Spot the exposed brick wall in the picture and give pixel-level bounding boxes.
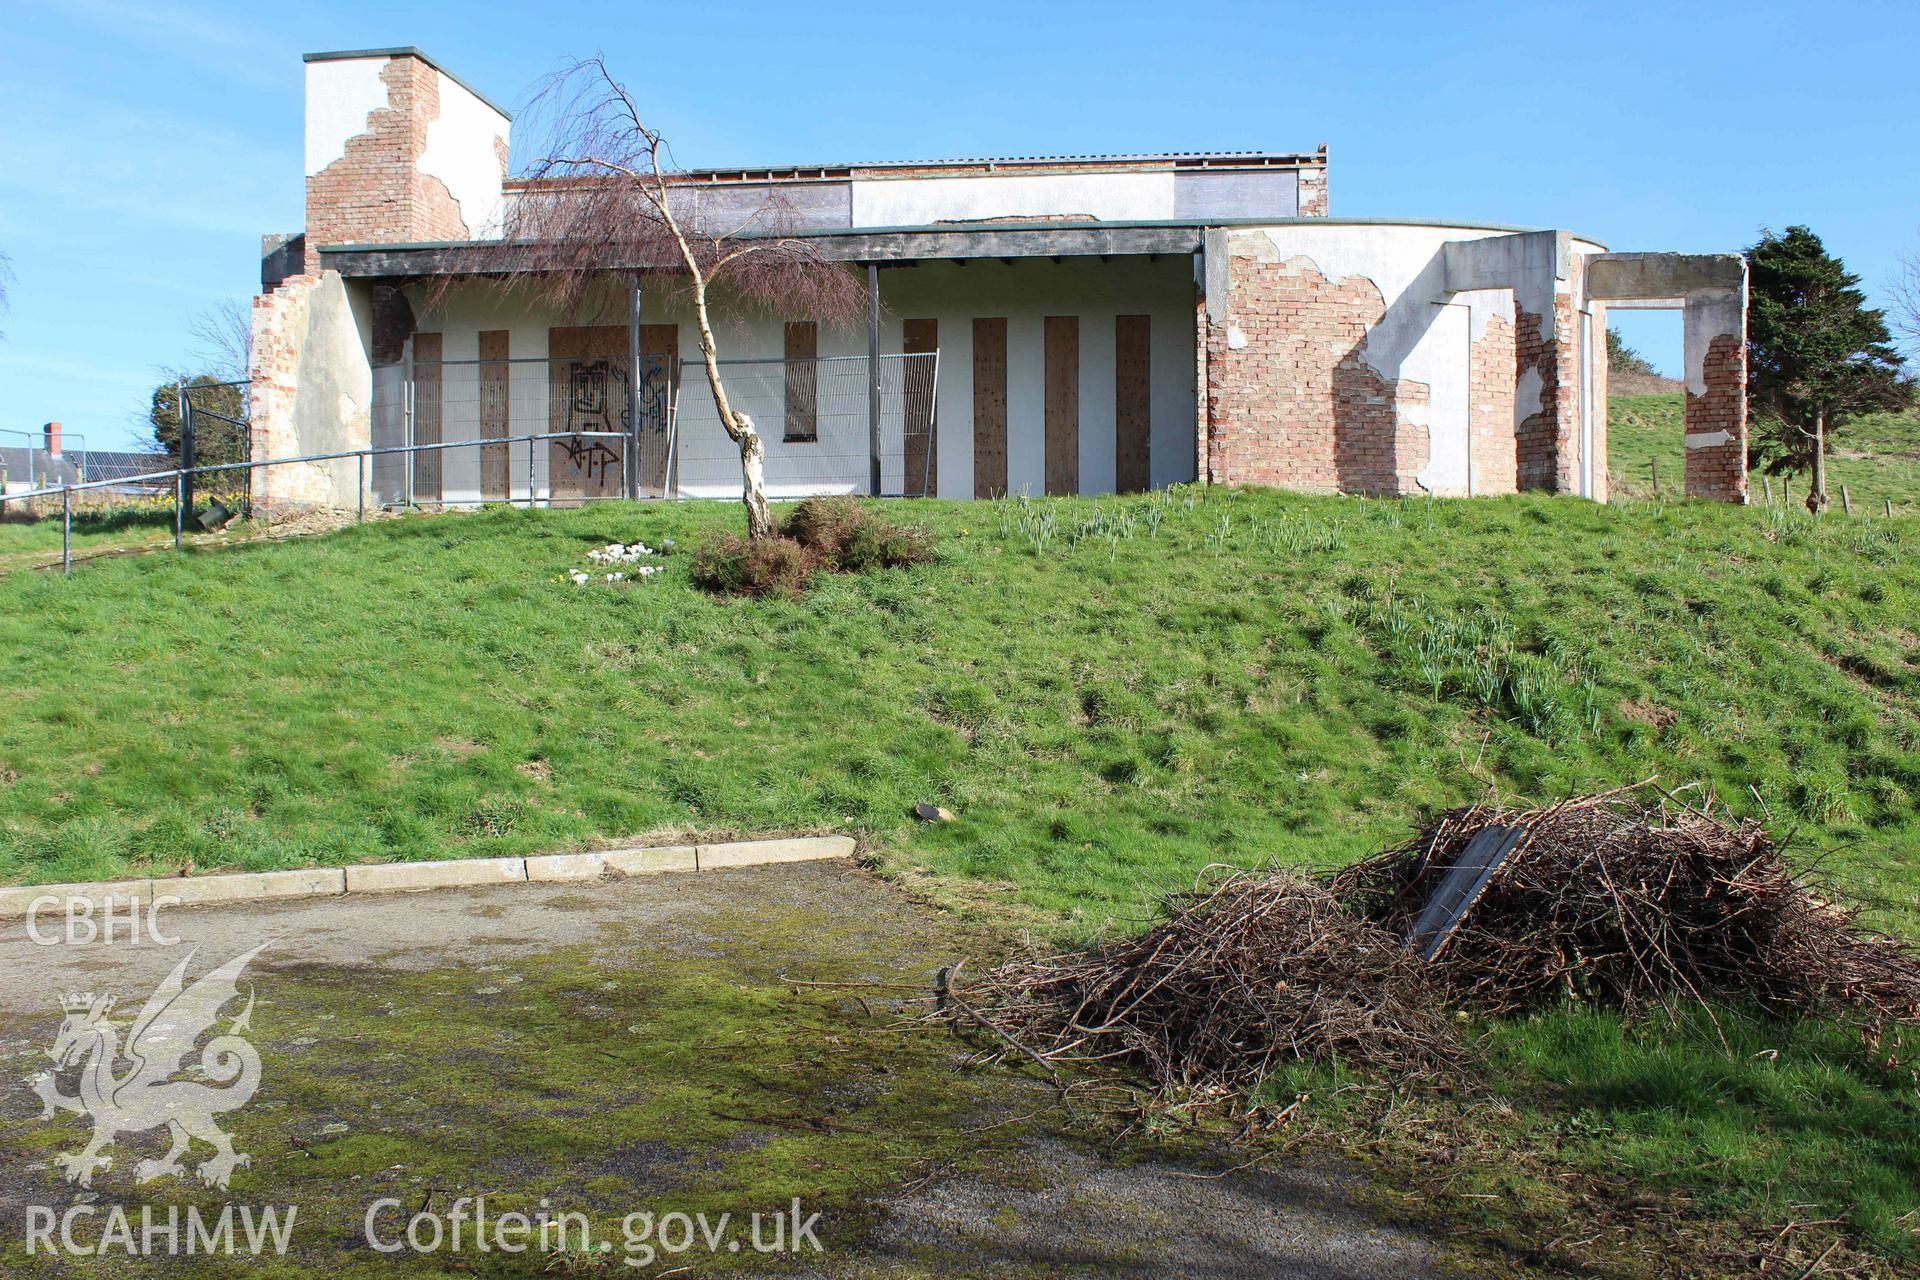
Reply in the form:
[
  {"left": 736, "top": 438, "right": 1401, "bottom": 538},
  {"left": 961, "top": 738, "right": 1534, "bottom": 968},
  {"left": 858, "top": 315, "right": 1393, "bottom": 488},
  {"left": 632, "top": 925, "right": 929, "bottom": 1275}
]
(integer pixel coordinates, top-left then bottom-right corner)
[
  {"left": 1513, "top": 295, "right": 1580, "bottom": 492},
  {"left": 304, "top": 57, "right": 470, "bottom": 272},
  {"left": 1685, "top": 333, "right": 1747, "bottom": 501},
  {"left": 250, "top": 275, "right": 331, "bottom": 509},
  {"left": 1205, "top": 253, "right": 1429, "bottom": 495},
  {"left": 1297, "top": 166, "right": 1328, "bottom": 217},
  {"left": 1468, "top": 311, "right": 1517, "bottom": 493},
  {"left": 250, "top": 272, "right": 373, "bottom": 512},
  {"left": 369, "top": 285, "right": 418, "bottom": 366}
]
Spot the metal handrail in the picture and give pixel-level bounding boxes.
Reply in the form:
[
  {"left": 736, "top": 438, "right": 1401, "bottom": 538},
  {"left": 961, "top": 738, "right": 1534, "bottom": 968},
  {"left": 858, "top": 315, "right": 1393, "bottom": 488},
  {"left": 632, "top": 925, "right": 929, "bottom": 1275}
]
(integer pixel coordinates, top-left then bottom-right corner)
[
  {"left": 3, "top": 429, "right": 633, "bottom": 576},
  {"left": 1, "top": 430, "right": 626, "bottom": 505}
]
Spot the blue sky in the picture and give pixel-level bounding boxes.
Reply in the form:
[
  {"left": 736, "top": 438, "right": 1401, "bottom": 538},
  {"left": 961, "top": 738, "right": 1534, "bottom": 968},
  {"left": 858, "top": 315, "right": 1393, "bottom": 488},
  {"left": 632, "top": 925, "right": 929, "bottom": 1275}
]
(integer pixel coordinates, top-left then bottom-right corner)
[{"left": 2, "top": 0, "right": 1916, "bottom": 451}]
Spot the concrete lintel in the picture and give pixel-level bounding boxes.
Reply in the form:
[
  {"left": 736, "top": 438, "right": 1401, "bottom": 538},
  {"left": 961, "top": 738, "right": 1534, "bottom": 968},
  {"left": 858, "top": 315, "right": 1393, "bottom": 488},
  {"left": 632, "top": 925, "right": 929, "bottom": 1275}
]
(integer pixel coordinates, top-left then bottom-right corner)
[
  {"left": 1604, "top": 296, "right": 1685, "bottom": 311},
  {"left": 1586, "top": 252, "right": 1745, "bottom": 301},
  {"left": 1440, "top": 229, "right": 1569, "bottom": 295}
]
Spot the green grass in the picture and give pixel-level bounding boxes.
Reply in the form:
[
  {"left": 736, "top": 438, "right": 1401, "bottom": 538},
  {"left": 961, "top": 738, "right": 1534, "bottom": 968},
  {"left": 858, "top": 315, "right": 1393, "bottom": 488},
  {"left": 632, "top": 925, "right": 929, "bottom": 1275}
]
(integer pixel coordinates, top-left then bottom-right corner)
[
  {"left": 5, "top": 480, "right": 1917, "bottom": 936},
  {"left": 1263, "top": 1004, "right": 1920, "bottom": 1268},
  {"left": 1610, "top": 391, "right": 1920, "bottom": 511},
  {"left": 3, "top": 450, "right": 1919, "bottom": 1268},
  {"left": 0, "top": 507, "right": 184, "bottom": 571}
]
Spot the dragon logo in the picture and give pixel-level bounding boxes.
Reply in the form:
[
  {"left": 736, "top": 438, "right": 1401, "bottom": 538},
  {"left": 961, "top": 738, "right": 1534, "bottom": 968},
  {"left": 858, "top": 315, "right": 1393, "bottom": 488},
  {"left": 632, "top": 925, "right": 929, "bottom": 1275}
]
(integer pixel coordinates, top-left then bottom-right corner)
[{"left": 32, "top": 943, "right": 267, "bottom": 1189}]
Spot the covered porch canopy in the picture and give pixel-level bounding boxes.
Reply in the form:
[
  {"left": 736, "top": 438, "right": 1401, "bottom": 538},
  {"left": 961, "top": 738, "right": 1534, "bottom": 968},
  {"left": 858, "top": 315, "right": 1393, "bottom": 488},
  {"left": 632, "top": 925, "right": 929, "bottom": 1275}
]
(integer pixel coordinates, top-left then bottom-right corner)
[{"left": 320, "top": 219, "right": 1222, "bottom": 503}]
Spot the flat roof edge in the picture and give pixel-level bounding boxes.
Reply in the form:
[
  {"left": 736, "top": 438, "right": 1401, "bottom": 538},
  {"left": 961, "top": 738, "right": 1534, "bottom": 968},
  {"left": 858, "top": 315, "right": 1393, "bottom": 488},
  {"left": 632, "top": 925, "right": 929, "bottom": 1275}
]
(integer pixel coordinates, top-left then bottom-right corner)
[
  {"left": 303, "top": 48, "right": 512, "bottom": 121},
  {"left": 318, "top": 216, "right": 1606, "bottom": 255}
]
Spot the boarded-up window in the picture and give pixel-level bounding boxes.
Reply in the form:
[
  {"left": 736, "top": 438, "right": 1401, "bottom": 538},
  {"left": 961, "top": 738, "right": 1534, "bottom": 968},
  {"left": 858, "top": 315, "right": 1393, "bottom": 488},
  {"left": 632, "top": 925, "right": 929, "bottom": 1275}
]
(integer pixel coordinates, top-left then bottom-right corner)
[
  {"left": 1044, "top": 316, "right": 1078, "bottom": 496},
  {"left": 973, "top": 318, "right": 1007, "bottom": 498},
  {"left": 479, "top": 330, "right": 510, "bottom": 500},
  {"left": 784, "top": 321, "right": 817, "bottom": 442},
  {"left": 547, "top": 326, "right": 629, "bottom": 504},
  {"left": 411, "top": 332, "right": 442, "bottom": 504},
  {"left": 1115, "top": 315, "right": 1151, "bottom": 493}
]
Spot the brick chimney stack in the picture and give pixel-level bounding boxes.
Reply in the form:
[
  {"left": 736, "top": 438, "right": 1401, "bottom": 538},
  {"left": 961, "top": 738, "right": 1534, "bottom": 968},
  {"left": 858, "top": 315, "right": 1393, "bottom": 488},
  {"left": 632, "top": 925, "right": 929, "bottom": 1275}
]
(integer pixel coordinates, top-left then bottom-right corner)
[{"left": 43, "top": 422, "right": 62, "bottom": 457}]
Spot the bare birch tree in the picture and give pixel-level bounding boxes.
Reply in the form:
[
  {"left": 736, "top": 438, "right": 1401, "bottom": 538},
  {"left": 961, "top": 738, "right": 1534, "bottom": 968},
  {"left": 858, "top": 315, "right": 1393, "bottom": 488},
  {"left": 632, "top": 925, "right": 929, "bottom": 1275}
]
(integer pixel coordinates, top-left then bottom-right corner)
[
  {"left": 447, "top": 58, "right": 864, "bottom": 539},
  {"left": 189, "top": 298, "right": 256, "bottom": 402},
  {"left": 1893, "top": 246, "right": 1920, "bottom": 360}
]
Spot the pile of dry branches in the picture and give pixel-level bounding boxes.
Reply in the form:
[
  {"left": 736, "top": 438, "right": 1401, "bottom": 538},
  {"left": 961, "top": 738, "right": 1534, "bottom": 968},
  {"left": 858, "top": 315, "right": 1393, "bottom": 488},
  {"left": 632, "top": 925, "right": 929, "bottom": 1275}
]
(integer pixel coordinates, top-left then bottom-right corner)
[
  {"left": 944, "top": 786, "right": 1920, "bottom": 1101},
  {"left": 1331, "top": 786, "right": 1920, "bottom": 1024},
  {"left": 942, "top": 871, "right": 1464, "bottom": 1096}
]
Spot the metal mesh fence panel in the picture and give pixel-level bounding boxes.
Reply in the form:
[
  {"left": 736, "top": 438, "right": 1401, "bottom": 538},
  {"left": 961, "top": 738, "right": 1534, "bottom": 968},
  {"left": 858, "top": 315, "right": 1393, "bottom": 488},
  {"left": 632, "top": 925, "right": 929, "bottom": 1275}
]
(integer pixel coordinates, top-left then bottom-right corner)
[
  {"left": 670, "top": 352, "right": 938, "bottom": 499},
  {"left": 388, "top": 351, "right": 938, "bottom": 506},
  {"left": 385, "top": 354, "right": 669, "bottom": 507}
]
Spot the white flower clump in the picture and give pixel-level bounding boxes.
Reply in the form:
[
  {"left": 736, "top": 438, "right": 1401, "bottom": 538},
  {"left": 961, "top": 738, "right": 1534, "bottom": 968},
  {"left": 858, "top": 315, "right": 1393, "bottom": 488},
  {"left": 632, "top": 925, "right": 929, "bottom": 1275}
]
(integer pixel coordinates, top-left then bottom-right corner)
[
  {"left": 570, "top": 540, "right": 668, "bottom": 585},
  {"left": 587, "top": 542, "right": 656, "bottom": 565}
]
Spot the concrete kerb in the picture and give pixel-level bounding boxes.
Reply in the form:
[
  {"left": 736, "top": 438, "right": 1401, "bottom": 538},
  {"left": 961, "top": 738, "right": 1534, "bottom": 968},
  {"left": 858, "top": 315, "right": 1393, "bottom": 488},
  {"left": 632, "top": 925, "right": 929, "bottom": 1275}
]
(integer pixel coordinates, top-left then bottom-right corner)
[
  {"left": 0, "top": 837, "right": 854, "bottom": 918},
  {"left": 697, "top": 836, "right": 857, "bottom": 870}
]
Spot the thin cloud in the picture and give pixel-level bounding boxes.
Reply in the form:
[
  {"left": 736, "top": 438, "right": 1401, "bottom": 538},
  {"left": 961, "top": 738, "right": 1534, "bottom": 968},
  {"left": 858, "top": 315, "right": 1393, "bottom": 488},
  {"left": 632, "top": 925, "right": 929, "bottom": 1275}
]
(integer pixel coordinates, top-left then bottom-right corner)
[
  {"left": 56, "top": 0, "right": 296, "bottom": 91},
  {"left": 0, "top": 94, "right": 298, "bottom": 238}
]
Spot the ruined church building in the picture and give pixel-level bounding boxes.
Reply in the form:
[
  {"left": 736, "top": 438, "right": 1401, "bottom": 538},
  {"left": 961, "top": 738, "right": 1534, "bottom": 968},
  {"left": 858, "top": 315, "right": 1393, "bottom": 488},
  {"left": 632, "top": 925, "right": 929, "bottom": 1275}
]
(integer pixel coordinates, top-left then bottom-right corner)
[{"left": 252, "top": 47, "right": 1750, "bottom": 511}]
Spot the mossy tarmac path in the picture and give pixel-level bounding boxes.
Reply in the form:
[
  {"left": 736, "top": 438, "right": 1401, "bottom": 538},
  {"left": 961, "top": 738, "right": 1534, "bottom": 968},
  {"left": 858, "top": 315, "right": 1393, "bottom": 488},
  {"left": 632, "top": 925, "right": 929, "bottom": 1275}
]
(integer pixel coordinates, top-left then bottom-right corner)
[{"left": 0, "top": 861, "right": 1443, "bottom": 1278}]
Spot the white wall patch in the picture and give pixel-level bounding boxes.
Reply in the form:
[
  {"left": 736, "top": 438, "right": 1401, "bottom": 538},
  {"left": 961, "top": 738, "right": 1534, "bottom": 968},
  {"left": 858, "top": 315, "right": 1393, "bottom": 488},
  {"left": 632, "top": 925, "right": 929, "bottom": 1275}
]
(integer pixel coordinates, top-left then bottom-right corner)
[
  {"left": 419, "top": 70, "right": 511, "bottom": 237},
  {"left": 305, "top": 57, "right": 390, "bottom": 177}
]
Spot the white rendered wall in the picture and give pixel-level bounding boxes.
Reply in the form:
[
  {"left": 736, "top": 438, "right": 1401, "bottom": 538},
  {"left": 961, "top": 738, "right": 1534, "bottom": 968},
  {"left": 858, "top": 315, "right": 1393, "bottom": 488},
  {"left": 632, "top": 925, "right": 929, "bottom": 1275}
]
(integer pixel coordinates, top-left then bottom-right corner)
[
  {"left": 403, "top": 255, "right": 1198, "bottom": 505},
  {"left": 852, "top": 173, "right": 1178, "bottom": 227},
  {"left": 304, "top": 58, "right": 389, "bottom": 176},
  {"left": 418, "top": 70, "right": 511, "bottom": 237}
]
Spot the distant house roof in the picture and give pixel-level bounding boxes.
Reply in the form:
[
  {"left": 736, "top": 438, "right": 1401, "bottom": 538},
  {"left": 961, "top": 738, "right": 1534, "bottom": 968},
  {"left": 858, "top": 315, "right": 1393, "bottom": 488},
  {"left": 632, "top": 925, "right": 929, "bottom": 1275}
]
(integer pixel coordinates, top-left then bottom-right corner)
[
  {"left": 76, "top": 450, "right": 172, "bottom": 481},
  {"left": 0, "top": 448, "right": 171, "bottom": 490},
  {"left": 0, "top": 447, "right": 74, "bottom": 485}
]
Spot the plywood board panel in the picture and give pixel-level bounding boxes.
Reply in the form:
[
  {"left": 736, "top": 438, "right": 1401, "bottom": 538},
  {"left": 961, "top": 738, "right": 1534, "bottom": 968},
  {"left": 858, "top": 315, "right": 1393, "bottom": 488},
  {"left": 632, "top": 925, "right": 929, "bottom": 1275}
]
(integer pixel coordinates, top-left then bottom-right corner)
[
  {"left": 478, "top": 329, "right": 510, "bottom": 500},
  {"left": 1044, "top": 315, "right": 1079, "bottom": 495},
  {"left": 412, "top": 332, "right": 442, "bottom": 504},
  {"left": 1115, "top": 314, "right": 1151, "bottom": 493},
  {"left": 972, "top": 318, "right": 1007, "bottom": 499},
  {"left": 902, "top": 318, "right": 938, "bottom": 497},
  {"left": 547, "top": 325, "right": 628, "bottom": 503}
]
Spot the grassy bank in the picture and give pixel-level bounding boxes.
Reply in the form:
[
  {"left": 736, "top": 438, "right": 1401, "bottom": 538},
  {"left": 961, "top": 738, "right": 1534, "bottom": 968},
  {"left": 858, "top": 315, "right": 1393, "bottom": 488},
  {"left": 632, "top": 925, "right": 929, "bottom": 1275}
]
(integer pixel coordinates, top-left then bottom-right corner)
[
  {"left": 4, "top": 485, "right": 1918, "bottom": 931},
  {"left": 1610, "top": 391, "right": 1920, "bottom": 510},
  {"left": 0, "top": 506, "right": 185, "bottom": 572}
]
